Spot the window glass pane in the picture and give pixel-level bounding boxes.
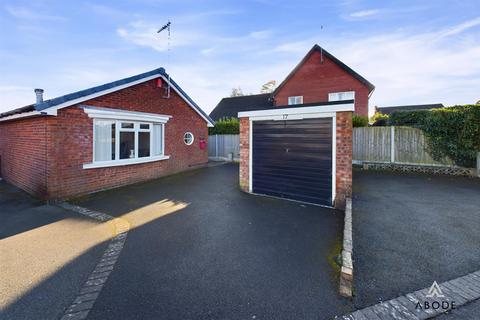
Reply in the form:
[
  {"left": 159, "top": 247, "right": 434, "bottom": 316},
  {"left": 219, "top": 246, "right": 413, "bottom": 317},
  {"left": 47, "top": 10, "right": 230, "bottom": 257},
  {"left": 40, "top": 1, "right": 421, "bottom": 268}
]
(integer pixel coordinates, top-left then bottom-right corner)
[
  {"left": 184, "top": 132, "right": 194, "bottom": 145},
  {"left": 140, "top": 123, "right": 150, "bottom": 130},
  {"left": 152, "top": 124, "right": 163, "bottom": 156},
  {"left": 94, "top": 120, "right": 115, "bottom": 161},
  {"left": 121, "top": 122, "right": 134, "bottom": 129},
  {"left": 138, "top": 132, "right": 150, "bottom": 157},
  {"left": 120, "top": 132, "right": 135, "bottom": 159}
]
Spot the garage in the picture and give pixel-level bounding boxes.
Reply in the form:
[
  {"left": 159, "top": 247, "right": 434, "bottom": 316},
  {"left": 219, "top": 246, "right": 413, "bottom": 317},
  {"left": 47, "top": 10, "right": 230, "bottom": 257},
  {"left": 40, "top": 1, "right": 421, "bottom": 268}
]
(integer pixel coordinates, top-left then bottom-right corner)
[
  {"left": 252, "top": 118, "right": 333, "bottom": 206},
  {"left": 238, "top": 102, "right": 354, "bottom": 209}
]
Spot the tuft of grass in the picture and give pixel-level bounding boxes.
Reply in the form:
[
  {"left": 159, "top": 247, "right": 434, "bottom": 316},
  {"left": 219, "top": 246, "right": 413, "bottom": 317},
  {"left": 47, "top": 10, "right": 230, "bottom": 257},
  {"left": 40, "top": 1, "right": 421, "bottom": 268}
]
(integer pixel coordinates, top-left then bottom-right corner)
[{"left": 327, "top": 237, "right": 343, "bottom": 276}]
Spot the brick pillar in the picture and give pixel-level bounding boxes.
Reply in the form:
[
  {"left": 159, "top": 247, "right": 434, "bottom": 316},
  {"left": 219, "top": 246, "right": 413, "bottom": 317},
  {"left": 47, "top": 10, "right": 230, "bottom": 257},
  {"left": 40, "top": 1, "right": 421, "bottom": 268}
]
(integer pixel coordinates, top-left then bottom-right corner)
[
  {"left": 335, "top": 111, "right": 353, "bottom": 209},
  {"left": 239, "top": 117, "right": 250, "bottom": 192}
]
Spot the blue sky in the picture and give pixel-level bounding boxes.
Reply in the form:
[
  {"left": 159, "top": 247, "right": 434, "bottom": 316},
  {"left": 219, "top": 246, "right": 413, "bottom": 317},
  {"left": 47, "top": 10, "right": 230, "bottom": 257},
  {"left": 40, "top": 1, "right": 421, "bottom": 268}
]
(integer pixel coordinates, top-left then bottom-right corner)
[{"left": 1, "top": 0, "right": 479, "bottom": 115}]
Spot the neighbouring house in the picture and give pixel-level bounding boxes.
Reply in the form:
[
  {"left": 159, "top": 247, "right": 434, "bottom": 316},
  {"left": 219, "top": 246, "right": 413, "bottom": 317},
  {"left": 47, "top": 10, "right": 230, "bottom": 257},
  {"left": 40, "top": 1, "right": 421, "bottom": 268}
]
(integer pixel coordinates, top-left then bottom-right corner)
[
  {"left": 375, "top": 103, "right": 445, "bottom": 115},
  {"left": 210, "top": 44, "right": 374, "bottom": 120},
  {"left": 0, "top": 68, "right": 214, "bottom": 200}
]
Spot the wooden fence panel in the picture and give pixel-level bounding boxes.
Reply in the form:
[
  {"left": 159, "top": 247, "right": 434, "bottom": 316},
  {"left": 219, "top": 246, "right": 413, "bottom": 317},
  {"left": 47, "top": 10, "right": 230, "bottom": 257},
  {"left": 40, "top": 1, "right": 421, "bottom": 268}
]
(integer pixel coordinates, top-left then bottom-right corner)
[
  {"left": 393, "top": 126, "right": 452, "bottom": 165},
  {"left": 353, "top": 127, "right": 391, "bottom": 162},
  {"left": 208, "top": 134, "right": 240, "bottom": 160},
  {"left": 353, "top": 126, "right": 452, "bottom": 166}
]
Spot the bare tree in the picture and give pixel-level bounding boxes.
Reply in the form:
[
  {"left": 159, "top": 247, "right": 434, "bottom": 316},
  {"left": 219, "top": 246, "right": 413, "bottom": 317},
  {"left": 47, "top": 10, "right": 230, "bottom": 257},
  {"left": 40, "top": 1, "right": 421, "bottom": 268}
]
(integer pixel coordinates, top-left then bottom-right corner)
[
  {"left": 230, "top": 87, "right": 244, "bottom": 97},
  {"left": 260, "top": 80, "right": 276, "bottom": 94}
]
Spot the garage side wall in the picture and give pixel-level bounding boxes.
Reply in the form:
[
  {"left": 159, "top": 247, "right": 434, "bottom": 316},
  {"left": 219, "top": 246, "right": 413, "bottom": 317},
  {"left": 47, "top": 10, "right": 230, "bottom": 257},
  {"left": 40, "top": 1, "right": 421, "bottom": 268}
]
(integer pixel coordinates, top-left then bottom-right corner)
[
  {"left": 239, "top": 117, "right": 250, "bottom": 192},
  {"left": 0, "top": 117, "right": 48, "bottom": 197},
  {"left": 335, "top": 111, "right": 353, "bottom": 209}
]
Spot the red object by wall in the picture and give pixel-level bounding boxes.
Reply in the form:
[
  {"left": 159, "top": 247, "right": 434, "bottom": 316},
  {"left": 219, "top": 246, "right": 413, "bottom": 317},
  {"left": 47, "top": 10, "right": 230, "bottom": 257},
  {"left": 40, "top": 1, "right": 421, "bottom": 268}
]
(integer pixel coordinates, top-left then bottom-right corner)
[{"left": 199, "top": 139, "right": 206, "bottom": 150}]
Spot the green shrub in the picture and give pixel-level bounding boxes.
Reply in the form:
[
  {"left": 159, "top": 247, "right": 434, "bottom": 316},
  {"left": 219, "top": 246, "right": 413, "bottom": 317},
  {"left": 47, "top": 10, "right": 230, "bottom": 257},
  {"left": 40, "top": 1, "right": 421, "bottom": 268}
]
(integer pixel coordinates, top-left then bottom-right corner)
[
  {"left": 370, "top": 112, "right": 389, "bottom": 126},
  {"left": 352, "top": 114, "right": 368, "bottom": 127},
  {"left": 420, "top": 105, "right": 480, "bottom": 167},
  {"left": 387, "top": 105, "right": 480, "bottom": 167},
  {"left": 208, "top": 117, "right": 239, "bottom": 135},
  {"left": 388, "top": 110, "right": 430, "bottom": 127}
]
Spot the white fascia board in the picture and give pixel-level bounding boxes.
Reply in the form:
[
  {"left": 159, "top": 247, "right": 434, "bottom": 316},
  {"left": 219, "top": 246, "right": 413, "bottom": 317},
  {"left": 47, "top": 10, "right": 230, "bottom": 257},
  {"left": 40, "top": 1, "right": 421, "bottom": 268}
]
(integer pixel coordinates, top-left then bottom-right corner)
[
  {"left": 238, "top": 103, "right": 354, "bottom": 119},
  {"left": 249, "top": 112, "right": 336, "bottom": 121},
  {"left": 0, "top": 110, "right": 43, "bottom": 122},
  {"left": 83, "top": 106, "right": 171, "bottom": 123},
  {"left": 42, "top": 74, "right": 214, "bottom": 127}
]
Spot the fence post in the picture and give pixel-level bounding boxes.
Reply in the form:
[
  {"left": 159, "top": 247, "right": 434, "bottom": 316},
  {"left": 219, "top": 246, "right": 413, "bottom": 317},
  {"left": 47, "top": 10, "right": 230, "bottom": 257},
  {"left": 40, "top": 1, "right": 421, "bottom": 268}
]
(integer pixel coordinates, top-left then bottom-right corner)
[
  {"left": 215, "top": 135, "right": 218, "bottom": 159},
  {"left": 390, "top": 126, "right": 395, "bottom": 163},
  {"left": 477, "top": 152, "right": 480, "bottom": 177}
]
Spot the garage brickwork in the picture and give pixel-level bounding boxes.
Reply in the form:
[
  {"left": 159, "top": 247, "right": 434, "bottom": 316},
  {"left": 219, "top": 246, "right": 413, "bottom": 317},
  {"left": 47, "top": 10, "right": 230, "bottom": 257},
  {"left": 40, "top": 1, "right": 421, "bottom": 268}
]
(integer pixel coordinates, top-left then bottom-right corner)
[
  {"left": 0, "top": 78, "right": 209, "bottom": 200},
  {"left": 239, "top": 117, "right": 250, "bottom": 192},
  {"left": 273, "top": 50, "right": 370, "bottom": 117},
  {"left": 335, "top": 111, "right": 353, "bottom": 209}
]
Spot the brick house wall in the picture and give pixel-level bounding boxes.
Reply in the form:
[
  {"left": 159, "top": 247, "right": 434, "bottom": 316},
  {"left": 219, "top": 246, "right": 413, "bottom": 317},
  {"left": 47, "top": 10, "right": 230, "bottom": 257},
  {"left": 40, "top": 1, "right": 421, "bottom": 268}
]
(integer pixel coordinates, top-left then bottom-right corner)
[
  {"left": 0, "top": 117, "right": 48, "bottom": 196},
  {"left": 0, "top": 78, "right": 209, "bottom": 200},
  {"left": 273, "top": 50, "right": 370, "bottom": 117}
]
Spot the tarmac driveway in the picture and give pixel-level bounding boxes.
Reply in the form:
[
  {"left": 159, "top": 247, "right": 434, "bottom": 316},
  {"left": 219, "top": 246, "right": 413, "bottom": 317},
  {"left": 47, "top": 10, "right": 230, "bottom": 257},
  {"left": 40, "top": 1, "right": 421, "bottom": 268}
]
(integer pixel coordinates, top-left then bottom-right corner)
[
  {"left": 0, "top": 180, "right": 111, "bottom": 319},
  {"left": 74, "top": 163, "right": 352, "bottom": 319},
  {"left": 352, "top": 169, "right": 480, "bottom": 309}
]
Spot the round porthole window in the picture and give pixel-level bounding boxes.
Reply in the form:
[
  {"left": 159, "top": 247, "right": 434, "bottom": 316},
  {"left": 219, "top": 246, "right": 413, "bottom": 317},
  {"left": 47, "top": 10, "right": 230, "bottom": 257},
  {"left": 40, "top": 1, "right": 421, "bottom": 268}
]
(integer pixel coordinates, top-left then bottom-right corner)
[{"left": 184, "top": 132, "right": 194, "bottom": 145}]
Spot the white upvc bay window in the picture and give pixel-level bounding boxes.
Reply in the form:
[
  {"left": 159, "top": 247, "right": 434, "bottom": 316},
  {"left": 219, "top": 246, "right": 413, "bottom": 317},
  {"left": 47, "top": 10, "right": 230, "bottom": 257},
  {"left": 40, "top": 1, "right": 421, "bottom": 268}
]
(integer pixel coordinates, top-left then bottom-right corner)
[{"left": 83, "top": 106, "right": 171, "bottom": 169}]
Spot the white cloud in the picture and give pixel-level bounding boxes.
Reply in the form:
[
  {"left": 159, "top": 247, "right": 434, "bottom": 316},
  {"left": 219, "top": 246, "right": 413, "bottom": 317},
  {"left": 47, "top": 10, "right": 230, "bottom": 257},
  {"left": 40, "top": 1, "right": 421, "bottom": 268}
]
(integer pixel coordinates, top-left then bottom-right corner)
[
  {"left": 325, "top": 18, "right": 480, "bottom": 112},
  {"left": 349, "top": 9, "right": 380, "bottom": 18},
  {"left": 5, "top": 5, "right": 67, "bottom": 21},
  {"left": 249, "top": 30, "right": 273, "bottom": 39},
  {"left": 436, "top": 16, "right": 480, "bottom": 38}
]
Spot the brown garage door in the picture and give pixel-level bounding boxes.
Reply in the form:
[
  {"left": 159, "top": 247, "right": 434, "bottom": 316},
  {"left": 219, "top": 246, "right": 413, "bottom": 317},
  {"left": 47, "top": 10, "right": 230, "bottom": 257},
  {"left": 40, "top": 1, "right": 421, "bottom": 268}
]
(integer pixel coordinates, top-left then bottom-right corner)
[{"left": 252, "top": 118, "right": 333, "bottom": 206}]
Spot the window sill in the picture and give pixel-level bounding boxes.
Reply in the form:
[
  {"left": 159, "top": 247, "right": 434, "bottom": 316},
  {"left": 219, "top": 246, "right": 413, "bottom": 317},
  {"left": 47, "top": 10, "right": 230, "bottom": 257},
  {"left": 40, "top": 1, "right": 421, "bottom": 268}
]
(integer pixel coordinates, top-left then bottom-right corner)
[{"left": 83, "top": 155, "right": 170, "bottom": 169}]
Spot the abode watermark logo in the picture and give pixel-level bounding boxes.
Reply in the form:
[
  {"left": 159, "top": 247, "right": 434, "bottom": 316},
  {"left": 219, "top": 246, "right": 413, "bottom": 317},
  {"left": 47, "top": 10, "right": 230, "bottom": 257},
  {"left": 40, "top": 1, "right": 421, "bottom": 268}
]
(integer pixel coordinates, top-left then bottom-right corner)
[
  {"left": 426, "top": 281, "right": 444, "bottom": 298},
  {"left": 415, "top": 281, "right": 456, "bottom": 311}
]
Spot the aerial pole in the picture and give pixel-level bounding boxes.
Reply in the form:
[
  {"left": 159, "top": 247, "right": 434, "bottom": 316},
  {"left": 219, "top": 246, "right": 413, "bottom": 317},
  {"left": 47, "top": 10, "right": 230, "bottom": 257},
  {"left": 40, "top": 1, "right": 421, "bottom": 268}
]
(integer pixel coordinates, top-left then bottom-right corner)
[{"left": 157, "top": 21, "right": 171, "bottom": 98}]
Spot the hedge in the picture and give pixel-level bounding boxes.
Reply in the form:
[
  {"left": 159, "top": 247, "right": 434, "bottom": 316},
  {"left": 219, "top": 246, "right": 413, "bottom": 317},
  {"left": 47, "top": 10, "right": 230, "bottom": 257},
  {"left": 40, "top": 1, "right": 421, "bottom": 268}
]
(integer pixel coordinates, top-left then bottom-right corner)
[
  {"left": 388, "top": 105, "right": 480, "bottom": 167},
  {"left": 352, "top": 114, "right": 368, "bottom": 127},
  {"left": 208, "top": 117, "right": 239, "bottom": 135}
]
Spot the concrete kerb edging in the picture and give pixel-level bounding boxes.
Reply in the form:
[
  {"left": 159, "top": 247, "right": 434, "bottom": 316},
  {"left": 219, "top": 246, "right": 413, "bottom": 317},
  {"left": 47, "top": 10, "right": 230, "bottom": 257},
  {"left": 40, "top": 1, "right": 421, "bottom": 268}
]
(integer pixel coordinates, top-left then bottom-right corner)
[
  {"left": 340, "top": 270, "right": 480, "bottom": 320},
  {"left": 57, "top": 202, "right": 131, "bottom": 320},
  {"left": 339, "top": 198, "right": 354, "bottom": 297}
]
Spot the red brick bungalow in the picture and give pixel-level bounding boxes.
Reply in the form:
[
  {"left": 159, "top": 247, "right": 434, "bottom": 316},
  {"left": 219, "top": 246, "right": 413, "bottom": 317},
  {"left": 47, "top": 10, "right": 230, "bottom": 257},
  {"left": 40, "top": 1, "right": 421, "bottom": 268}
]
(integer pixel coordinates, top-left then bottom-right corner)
[{"left": 0, "top": 68, "right": 214, "bottom": 200}]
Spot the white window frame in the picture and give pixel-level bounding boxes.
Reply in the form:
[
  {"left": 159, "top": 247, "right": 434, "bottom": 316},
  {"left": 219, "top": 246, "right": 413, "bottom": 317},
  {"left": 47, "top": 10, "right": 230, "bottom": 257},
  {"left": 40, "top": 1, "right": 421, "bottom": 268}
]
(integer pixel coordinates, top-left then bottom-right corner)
[
  {"left": 328, "top": 91, "right": 355, "bottom": 102},
  {"left": 288, "top": 96, "right": 303, "bottom": 105},
  {"left": 184, "top": 132, "right": 194, "bottom": 145},
  {"left": 83, "top": 106, "right": 171, "bottom": 169}
]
